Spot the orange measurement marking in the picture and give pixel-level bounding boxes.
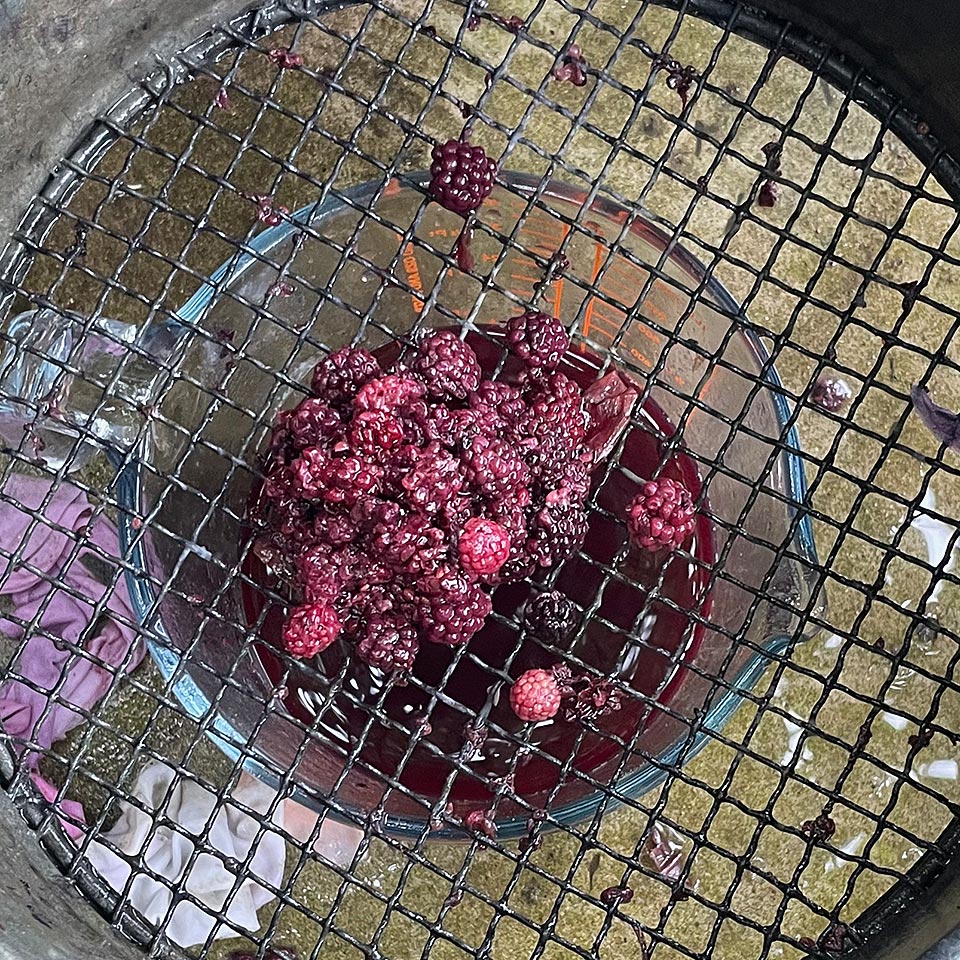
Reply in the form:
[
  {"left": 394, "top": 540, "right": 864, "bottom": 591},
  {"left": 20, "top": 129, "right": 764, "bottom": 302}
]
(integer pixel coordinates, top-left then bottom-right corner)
[
  {"left": 582, "top": 240, "right": 609, "bottom": 342},
  {"left": 512, "top": 273, "right": 540, "bottom": 283},
  {"left": 401, "top": 242, "right": 424, "bottom": 314}
]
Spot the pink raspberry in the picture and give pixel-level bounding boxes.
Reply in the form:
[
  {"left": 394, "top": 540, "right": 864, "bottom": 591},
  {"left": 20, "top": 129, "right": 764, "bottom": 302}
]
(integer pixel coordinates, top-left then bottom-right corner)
[
  {"left": 510, "top": 668, "right": 561, "bottom": 722},
  {"left": 458, "top": 517, "right": 511, "bottom": 579},
  {"left": 625, "top": 478, "right": 696, "bottom": 552},
  {"left": 283, "top": 602, "right": 341, "bottom": 658}
]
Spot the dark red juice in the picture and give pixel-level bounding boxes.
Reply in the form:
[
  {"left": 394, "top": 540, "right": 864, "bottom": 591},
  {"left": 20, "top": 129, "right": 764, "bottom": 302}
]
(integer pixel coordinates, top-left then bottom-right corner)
[{"left": 241, "top": 331, "right": 714, "bottom": 808}]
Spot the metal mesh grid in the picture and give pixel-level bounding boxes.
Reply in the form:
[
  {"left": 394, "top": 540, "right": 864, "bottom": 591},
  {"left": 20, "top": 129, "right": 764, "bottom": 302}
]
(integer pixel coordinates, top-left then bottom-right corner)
[{"left": 0, "top": 1, "right": 958, "bottom": 958}]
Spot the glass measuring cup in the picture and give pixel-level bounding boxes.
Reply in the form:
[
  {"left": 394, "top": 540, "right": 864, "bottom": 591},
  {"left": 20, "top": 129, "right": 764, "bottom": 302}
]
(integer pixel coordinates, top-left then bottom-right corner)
[{"left": 0, "top": 173, "right": 822, "bottom": 837}]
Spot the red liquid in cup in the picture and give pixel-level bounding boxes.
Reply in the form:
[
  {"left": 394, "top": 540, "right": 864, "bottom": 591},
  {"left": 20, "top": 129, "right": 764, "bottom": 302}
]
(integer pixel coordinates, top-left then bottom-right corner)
[{"left": 241, "top": 332, "right": 714, "bottom": 806}]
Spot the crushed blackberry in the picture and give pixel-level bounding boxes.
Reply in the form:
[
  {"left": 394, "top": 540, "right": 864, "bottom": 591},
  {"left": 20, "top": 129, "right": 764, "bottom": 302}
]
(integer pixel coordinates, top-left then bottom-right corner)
[
  {"left": 370, "top": 514, "right": 448, "bottom": 577},
  {"left": 801, "top": 811, "right": 836, "bottom": 842},
  {"left": 268, "top": 48, "right": 303, "bottom": 69},
  {"left": 250, "top": 194, "right": 289, "bottom": 226},
  {"left": 757, "top": 180, "right": 780, "bottom": 207},
  {"left": 411, "top": 330, "right": 482, "bottom": 399},
  {"left": 464, "top": 808, "right": 497, "bottom": 839},
  {"left": 310, "top": 347, "right": 381, "bottom": 405},
  {"left": 600, "top": 886, "right": 634, "bottom": 907},
  {"left": 525, "top": 591, "right": 579, "bottom": 644},
  {"left": 653, "top": 53, "right": 699, "bottom": 109},
  {"left": 810, "top": 376, "right": 853, "bottom": 412},
  {"left": 505, "top": 311, "right": 569, "bottom": 371},
  {"left": 354, "top": 374, "right": 426, "bottom": 412},
  {"left": 429, "top": 139, "right": 497, "bottom": 216},
  {"left": 292, "top": 448, "right": 381, "bottom": 504},
  {"left": 297, "top": 543, "right": 360, "bottom": 604},
  {"left": 553, "top": 44, "right": 588, "bottom": 86},
  {"left": 349, "top": 410, "right": 404, "bottom": 454},
  {"left": 554, "top": 665, "right": 623, "bottom": 721}
]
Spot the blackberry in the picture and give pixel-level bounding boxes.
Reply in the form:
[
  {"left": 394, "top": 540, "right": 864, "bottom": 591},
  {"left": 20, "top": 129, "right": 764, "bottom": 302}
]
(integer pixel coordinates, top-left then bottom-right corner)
[
  {"left": 291, "top": 447, "right": 381, "bottom": 504},
  {"left": 625, "top": 478, "right": 696, "bottom": 553},
  {"left": 401, "top": 446, "right": 465, "bottom": 515},
  {"left": 462, "top": 435, "right": 530, "bottom": 502},
  {"left": 297, "top": 543, "right": 361, "bottom": 605},
  {"left": 468, "top": 381, "right": 526, "bottom": 432},
  {"left": 312, "top": 511, "right": 358, "bottom": 546},
  {"left": 525, "top": 590, "right": 579, "bottom": 644},
  {"left": 520, "top": 372, "right": 586, "bottom": 452},
  {"left": 349, "top": 410, "right": 404, "bottom": 454},
  {"left": 354, "top": 374, "right": 426, "bottom": 413},
  {"left": 288, "top": 398, "right": 343, "bottom": 449},
  {"left": 527, "top": 500, "right": 589, "bottom": 567},
  {"left": 429, "top": 139, "right": 497, "bottom": 216},
  {"left": 417, "top": 569, "right": 493, "bottom": 645},
  {"left": 505, "top": 311, "right": 569, "bottom": 371},
  {"left": 355, "top": 614, "right": 419, "bottom": 673},
  {"left": 283, "top": 602, "right": 341, "bottom": 658},
  {"left": 427, "top": 404, "right": 501, "bottom": 450},
  {"left": 350, "top": 496, "right": 402, "bottom": 533},
  {"left": 311, "top": 347, "right": 381, "bottom": 405},
  {"left": 411, "top": 330, "right": 482, "bottom": 399},
  {"left": 370, "top": 513, "right": 449, "bottom": 577},
  {"left": 536, "top": 455, "right": 590, "bottom": 503},
  {"left": 458, "top": 517, "right": 511, "bottom": 579}
]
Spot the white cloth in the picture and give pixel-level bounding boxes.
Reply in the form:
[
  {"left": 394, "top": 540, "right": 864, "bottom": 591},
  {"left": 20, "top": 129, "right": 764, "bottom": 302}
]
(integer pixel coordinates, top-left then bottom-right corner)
[{"left": 85, "top": 763, "right": 285, "bottom": 947}]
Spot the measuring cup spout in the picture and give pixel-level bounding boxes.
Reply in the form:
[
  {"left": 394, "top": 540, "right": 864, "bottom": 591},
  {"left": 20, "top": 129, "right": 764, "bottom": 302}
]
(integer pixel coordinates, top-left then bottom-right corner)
[{"left": 0, "top": 308, "right": 191, "bottom": 470}]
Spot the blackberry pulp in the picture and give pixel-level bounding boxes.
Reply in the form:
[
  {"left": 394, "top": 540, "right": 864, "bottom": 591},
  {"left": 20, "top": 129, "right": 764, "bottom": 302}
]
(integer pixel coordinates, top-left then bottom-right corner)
[{"left": 242, "top": 332, "right": 714, "bottom": 807}]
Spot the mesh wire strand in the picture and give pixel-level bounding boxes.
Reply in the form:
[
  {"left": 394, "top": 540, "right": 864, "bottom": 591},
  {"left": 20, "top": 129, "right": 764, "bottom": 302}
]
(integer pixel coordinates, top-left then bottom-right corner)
[{"left": 0, "top": 0, "right": 958, "bottom": 958}]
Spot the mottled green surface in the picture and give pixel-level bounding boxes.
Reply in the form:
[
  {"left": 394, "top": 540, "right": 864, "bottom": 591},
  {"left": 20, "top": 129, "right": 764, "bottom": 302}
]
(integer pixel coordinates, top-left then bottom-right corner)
[{"left": 6, "top": 1, "right": 960, "bottom": 959}]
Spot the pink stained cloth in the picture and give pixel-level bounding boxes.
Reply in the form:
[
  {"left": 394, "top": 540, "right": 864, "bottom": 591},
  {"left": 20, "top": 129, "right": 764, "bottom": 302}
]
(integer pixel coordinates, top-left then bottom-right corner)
[{"left": 0, "top": 476, "right": 144, "bottom": 763}]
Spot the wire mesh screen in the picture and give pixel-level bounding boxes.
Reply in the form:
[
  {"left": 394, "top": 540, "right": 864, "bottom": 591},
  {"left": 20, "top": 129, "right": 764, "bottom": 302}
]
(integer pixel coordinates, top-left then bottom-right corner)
[{"left": 0, "top": 1, "right": 959, "bottom": 958}]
